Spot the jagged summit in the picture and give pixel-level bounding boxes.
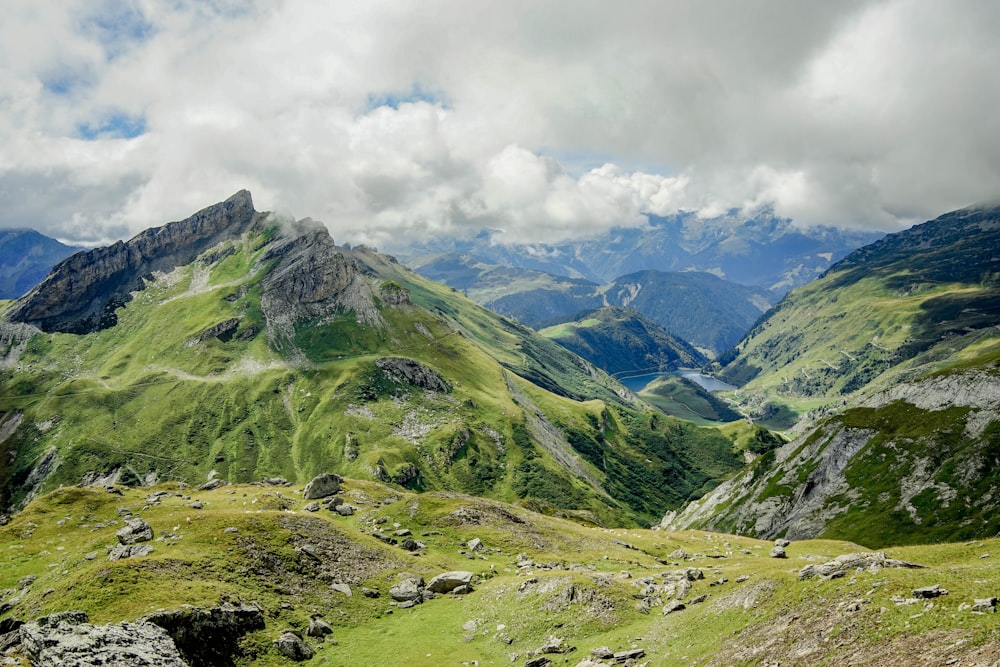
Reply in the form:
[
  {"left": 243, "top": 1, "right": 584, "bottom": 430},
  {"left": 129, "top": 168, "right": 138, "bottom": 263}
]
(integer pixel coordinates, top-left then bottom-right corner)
[{"left": 6, "top": 190, "right": 261, "bottom": 333}]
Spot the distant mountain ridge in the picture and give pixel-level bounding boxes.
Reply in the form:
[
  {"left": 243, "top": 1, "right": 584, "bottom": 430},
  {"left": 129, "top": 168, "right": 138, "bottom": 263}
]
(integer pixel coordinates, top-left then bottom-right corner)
[
  {"left": 398, "top": 208, "right": 884, "bottom": 295},
  {"left": 417, "top": 253, "right": 774, "bottom": 357},
  {"left": 0, "top": 229, "right": 82, "bottom": 300}
]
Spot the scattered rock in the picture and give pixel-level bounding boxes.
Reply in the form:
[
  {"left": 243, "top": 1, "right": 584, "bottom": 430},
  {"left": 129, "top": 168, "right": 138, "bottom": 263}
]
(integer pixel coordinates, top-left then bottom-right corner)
[
  {"left": 330, "top": 583, "right": 352, "bottom": 597},
  {"left": 971, "top": 597, "right": 998, "bottom": 613},
  {"left": 769, "top": 546, "right": 787, "bottom": 559},
  {"left": 109, "top": 543, "right": 154, "bottom": 561},
  {"left": 591, "top": 646, "right": 614, "bottom": 659},
  {"left": 336, "top": 504, "right": 355, "bottom": 516},
  {"left": 524, "top": 657, "right": 552, "bottom": 667},
  {"left": 389, "top": 579, "right": 423, "bottom": 603},
  {"left": 275, "top": 630, "right": 313, "bottom": 661},
  {"left": 536, "top": 635, "right": 569, "bottom": 654},
  {"left": 663, "top": 600, "right": 686, "bottom": 615},
  {"left": 361, "top": 588, "right": 380, "bottom": 599},
  {"left": 798, "top": 552, "right": 924, "bottom": 580},
  {"left": 913, "top": 584, "right": 948, "bottom": 599},
  {"left": 614, "top": 648, "right": 646, "bottom": 661},
  {"left": 116, "top": 517, "right": 154, "bottom": 545},
  {"left": 262, "top": 477, "right": 290, "bottom": 486},
  {"left": 303, "top": 473, "right": 342, "bottom": 499},
  {"left": 198, "top": 478, "right": 224, "bottom": 491},
  {"left": 427, "top": 571, "right": 474, "bottom": 593},
  {"left": 775, "top": 538, "right": 791, "bottom": 548},
  {"left": 223, "top": 527, "right": 239, "bottom": 534},
  {"left": 189, "top": 501, "right": 203, "bottom": 510},
  {"left": 303, "top": 502, "right": 320, "bottom": 512},
  {"left": 306, "top": 618, "right": 333, "bottom": 637},
  {"left": 468, "top": 537, "right": 484, "bottom": 552}
]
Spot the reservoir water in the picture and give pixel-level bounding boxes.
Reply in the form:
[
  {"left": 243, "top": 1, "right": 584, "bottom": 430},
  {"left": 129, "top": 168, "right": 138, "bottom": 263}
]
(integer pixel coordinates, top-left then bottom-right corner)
[{"left": 617, "top": 369, "right": 738, "bottom": 394}]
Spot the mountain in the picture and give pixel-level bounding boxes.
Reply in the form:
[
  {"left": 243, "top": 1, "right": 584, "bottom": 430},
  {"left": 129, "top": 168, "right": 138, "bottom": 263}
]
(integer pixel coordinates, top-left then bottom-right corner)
[
  {"left": 398, "top": 208, "right": 884, "bottom": 295},
  {"left": 0, "top": 191, "right": 744, "bottom": 526},
  {"left": 417, "top": 255, "right": 775, "bottom": 357},
  {"left": 0, "top": 481, "right": 997, "bottom": 666},
  {"left": 661, "top": 202, "right": 1000, "bottom": 545},
  {"left": 0, "top": 229, "right": 82, "bottom": 299},
  {"left": 539, "top": 306, "right": 706, "bottom": 376},
  {"left": 714, "top": 202, "right": 1000, "bottom": 426}
]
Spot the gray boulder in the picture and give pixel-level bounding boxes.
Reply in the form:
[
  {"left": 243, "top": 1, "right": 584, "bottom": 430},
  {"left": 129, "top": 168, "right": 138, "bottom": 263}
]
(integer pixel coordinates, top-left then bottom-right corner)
[
  {"left": 20, "top": 612, "right": 186, "bottom": 666},
  {"left": 275, "top": 630, "right": 313, "bottom": 661},
  {"left": 426, "top": 571, "right": 474, "bottom": 593},
  {"left": 770, "top": 546, "right": 787, "bottom": 559},
  {"left": 303, "top": 473, "right": 342, "bottom": 499},
  {"left": 306, "top": 618, "right": 334, "bottom": 637},
  {"left": 117, "top": 517, "right": 153, "bottom": 544},
  {"left": 389, "top": 579, "right": 422, "bottom": 602},
  {"left": 799, "top": 552, "right": 923, "bottom": 580}
]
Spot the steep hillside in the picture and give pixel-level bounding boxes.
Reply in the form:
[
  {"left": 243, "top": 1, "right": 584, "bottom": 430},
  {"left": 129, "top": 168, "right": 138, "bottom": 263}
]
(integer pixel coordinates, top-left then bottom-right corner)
[
  {"left": 0, "top": 192, "right": 743, "bottom": 527},
  {"left": 662, "top": 202, "right": 1000, "bottom": 544},
  {"left": 0, "top": 229, "right": 81, "bottom": 299},
  {"left": 0, "top": 481, "right": 996, "bottom": 666},
  {"left": 539, "top": 306, "right": 705, "bottom": 376},
  {"left": 661, "top": 364, "right": 1000, "bottom": 546},
  {"left": 716, "top": 202, "right": 1000, "bottom": 425}
]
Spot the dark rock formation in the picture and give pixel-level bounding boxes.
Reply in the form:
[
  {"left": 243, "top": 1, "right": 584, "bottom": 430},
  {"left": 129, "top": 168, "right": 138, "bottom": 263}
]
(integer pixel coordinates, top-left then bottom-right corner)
[
  {"left": 6, "top": 191, "right": 260, "bottom": 333},
  {"left": 274, "top": 630, "right": 313, "bottom": 661},
  {"left": 144, "top": 604, "right": 265, "bottom": 667},
  {"left": 375, "top": 357, "right": 451, "bottom": 393}
]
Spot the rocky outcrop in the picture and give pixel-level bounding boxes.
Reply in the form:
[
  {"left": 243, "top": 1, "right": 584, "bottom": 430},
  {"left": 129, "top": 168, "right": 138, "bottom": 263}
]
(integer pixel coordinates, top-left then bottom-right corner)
[
  {"left": 798, "top": 552, "right": 923, "bottom": 580},
  {"left": 303, "top": 473, "right": 342, "bottom": 499},
  {"left": 375, "top": 357, "right": 451, "bottom": 393},
  {"left": 6, "top": 191, "right": 260, "bottom": 333},
  {"left": 143, "top": 604, "right": 265, "bottom": 667},
  {"left": 660, "top": 369, "right": 1000, "bottom": 543},
  {"left": 19, "top": 611, "right": 188, "bottom": 666}
]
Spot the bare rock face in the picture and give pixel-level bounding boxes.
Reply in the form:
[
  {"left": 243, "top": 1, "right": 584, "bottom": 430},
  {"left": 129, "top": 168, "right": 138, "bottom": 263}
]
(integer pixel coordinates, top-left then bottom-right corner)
[
  {"left": 6, "top": 191, "right": 260, "bottom": 333},
  {"left": 19, "top": 611, "right": 188, "bottom": 667}
]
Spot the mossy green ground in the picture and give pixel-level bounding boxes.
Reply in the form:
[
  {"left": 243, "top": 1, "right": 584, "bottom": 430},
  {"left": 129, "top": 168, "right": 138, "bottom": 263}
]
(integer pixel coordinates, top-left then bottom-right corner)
[{"left": 1, "top": 482, "right": 997, "bottom": 666}]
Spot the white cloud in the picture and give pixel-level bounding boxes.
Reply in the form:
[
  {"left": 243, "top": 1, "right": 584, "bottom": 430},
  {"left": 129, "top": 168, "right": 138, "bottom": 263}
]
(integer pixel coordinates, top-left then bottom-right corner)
[{"left": 0, "top": 0, "right": 998, "bottom": 246}]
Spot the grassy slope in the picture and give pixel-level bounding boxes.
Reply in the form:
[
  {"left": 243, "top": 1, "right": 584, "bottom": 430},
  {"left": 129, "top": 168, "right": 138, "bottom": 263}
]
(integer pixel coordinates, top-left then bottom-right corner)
[
  {"left": 0, "top": 482, "right": 997, "bottom": 666},
  {"left": 717, "top": 204, "right": 1000, "bottom": 424},
  {"left": 0, "top": 235, "right": 743, "bottom": 527}
]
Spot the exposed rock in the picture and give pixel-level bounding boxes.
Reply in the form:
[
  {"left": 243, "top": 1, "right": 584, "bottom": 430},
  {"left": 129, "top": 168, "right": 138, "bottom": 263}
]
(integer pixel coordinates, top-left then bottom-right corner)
[
  {"left": 769, "top": 546, "right": 787, "bottom": 559},
  {"left": 775, "top": 538, "right": 791, "bottom": 548},
  {"left": 144, "top": 604, "right": 265, "bottom": 667},
  {"left": 109, "top": 543, "right": 154, "bottom": 561},
  {"left": 303, "top": 502, "right": 319, "bottom": 512},
  {"left": 536, "top": 635, "right": 569, "bottom": 654},
  {"left": 336, "top": 504, "right": 355, "bottom": 516},
  {"left": 614, "top": 648, "right": 646, "bottom": 661},
  {"left": 198, "top": 479, "right": 224, "bottom": 491},
  {"left": 427, "top": 571, "right": 474, "bottom": 593},
  {"left": 330, "top": 583, "right": 352, "bottom": 597},
  {"left": 468, "top": 537, "right": 484, "bottom": 552},
  {"left": 7, "top": 190, "right": 259, "bottom": 333},
  {"left": 19, "top": 611, "right": 187, "bottom": 666},
  {"left": 117, "top": 517, "right": 154, "bottom": 544},
  {"left": 524, "top": 657, "right": 552, "bottom": 667},
  {"left": 306, "top": 618, "right": 333, "bottom": 637},
  {"left": 375, "top": 357, "right": 451, "bottom": 393},
  {"left": 274, "top": 630, "right": 313, "bottom": 661},
  {"left": 303, "top": 473, "right": 342, "bottom": 499},
  {"left": 389, "top": 579, "right": 423, "bottom": 602},
  {"left": 663, "top": 599, "right": 686, "bottom": 615},
  {"left": 798, "top": 552, "right": 924, "bottom": 580},
  {"left": 971, "top": 597, "right": 997, "bottom": 613},
  {"left": 913, "top": 584, "right": 948, "bottom": 599}
]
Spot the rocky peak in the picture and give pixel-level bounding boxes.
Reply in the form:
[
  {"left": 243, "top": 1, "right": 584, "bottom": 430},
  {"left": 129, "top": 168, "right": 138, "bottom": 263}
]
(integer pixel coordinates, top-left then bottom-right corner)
[{"left": 5, "top": 190, "right": 261, "bottom": 333}]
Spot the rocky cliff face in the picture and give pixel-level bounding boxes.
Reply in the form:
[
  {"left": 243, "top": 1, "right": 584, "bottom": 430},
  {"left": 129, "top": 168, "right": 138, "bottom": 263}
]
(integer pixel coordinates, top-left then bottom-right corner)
[
  {"left": 660, "top": 369, "right": 1000, "bottom": 546},
  {"left": 5, "top": 191, "right": 261, "bottom": 333}
]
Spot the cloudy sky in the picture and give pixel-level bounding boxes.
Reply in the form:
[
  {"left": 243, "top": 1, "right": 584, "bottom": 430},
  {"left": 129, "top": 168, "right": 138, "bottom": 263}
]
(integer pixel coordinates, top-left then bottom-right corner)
[{"left": 2, "top": 0, "right": 999, "bottom": 247}]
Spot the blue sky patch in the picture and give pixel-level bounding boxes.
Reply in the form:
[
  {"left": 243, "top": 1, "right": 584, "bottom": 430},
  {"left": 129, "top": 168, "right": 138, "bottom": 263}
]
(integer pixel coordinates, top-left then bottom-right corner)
[
  {"left": 365, "top": 84, "right": 448, "bottom": 112},
  {"left": 82, "top": 3, "right": 155, "bottom": 60},
  {"left": 77, "top": 113, "right": 147, "bottom": 140}
]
